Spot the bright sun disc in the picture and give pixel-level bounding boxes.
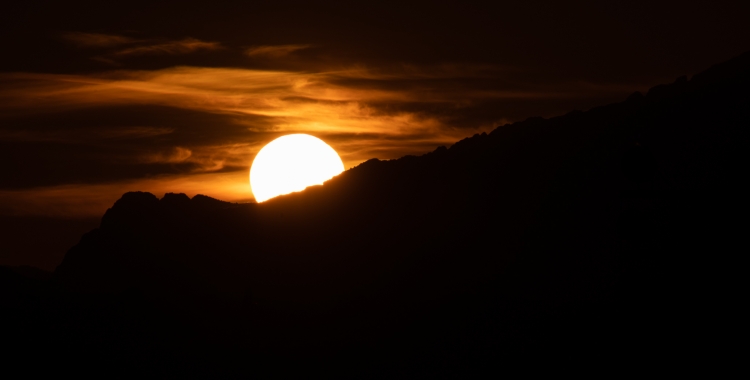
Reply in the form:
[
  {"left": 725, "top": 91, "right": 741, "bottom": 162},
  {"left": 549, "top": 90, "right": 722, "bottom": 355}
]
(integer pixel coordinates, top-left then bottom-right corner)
[{"left": 250, "top": 134, "right": 344, "bottom": 203}]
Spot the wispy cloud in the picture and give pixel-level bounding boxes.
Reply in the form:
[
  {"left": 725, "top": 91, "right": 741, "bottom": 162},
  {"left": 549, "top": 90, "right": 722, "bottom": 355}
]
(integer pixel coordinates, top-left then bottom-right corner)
[
  {"left": 139, "top": 146, "right": 193, "bottom": 164},
  {"left": 0, "top": 126, "right": 174, "bottom": 143},
  {"left": 111, "top": 38, "right": 221, "bottom": 57},
  {"left": 62, "top": 32, "right": 139, "bottom": 48},
  {"left": 0, "top": 65, "right": 647, "bottom": 171},
  {"left": 135, "top": 144, "right": 251, "bottom": 173},
  {"left": 0, "top": 63, "right": 650, "bottom": 217},
  {"left": 246, "top": 44, "right": 312, "bottom": 58},
  {"left": 61, "top": 32, "right": 222, "bottom": 65}
]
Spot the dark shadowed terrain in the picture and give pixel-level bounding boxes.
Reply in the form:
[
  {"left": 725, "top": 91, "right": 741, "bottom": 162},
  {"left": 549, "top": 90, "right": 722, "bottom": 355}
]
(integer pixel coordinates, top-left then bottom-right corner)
[{"left": 2, "top": 52, "right": 748, "bottom": 376}]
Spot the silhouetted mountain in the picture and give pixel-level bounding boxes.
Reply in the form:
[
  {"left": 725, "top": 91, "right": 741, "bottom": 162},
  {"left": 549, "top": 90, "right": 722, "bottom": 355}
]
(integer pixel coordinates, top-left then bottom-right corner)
[{"left": 4, "top": 51, "right": 749, "bottom": 376}]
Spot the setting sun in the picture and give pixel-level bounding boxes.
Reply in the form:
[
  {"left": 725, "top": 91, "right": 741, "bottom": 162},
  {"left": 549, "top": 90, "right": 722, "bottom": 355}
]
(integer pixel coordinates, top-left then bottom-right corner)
[{"left": 250, "top": 134, "right": 345, "bottom": 202}]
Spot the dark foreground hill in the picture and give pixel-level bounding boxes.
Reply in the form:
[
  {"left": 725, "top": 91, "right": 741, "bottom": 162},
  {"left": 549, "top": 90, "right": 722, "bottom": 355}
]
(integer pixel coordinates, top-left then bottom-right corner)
[{"left": 3, "top": 52, "right": 749, "bottom": 376}]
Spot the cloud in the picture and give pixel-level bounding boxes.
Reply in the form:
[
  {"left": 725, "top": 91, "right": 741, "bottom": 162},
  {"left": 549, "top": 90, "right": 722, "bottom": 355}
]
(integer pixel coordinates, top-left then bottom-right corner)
[
  {"left": 245, "top": 44, "right": 313, "bottom": 58},
  {"left": 139, "top": 146, "right": 193, "bottom": 164},
  {"left": 61, "top": 33, "right": 222, "bottom": 65},
  {"left": 111, "top": 38, "right": 222, "bottom": 57},
  {"left": 62, "top": 32, "right": 139, "bottom": 48},
  {"left": 0, "top": 63, "right": 650, "bottom": 216},
  {"left": 0, "top": 65, "right": 649, "bottom": 174},
  {"left": 136, "top": 144, "right": 255, "bottom": 173},
  {"left": 0, "top": 126, "right": 174, "bottom": 143}
]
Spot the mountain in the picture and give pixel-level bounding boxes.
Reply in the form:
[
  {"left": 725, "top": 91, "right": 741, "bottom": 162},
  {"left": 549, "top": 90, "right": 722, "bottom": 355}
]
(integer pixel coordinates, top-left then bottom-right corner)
[{"left": 3, "top": 51, "right": 749, "bottom": 376}]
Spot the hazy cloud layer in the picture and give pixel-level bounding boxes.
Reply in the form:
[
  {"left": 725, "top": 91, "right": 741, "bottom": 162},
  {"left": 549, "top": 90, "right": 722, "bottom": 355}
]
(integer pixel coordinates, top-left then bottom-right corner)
[
  {"left": 111, "top": 38, "right": 221, "bottom": 57},
  {"left": 0, "top": 60, "right": 649, "bottom": 214},
  {"left": 246, "top": 44, "right": 313, "bottom": 58},
  {"left": 1, "top": 25, "right": 656, "bottom": 215},
  {"left": 61, "top": 32, "right": 222, "bottom": 66},
  {"left": 62, "top": 32, "right": 139, "bottom": 48}
]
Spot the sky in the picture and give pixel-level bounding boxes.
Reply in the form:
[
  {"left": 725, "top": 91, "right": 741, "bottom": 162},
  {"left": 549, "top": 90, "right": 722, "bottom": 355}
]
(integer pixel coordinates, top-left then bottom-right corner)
[{"left": 1, "top": 0, "right": 749, "bottom": 268}]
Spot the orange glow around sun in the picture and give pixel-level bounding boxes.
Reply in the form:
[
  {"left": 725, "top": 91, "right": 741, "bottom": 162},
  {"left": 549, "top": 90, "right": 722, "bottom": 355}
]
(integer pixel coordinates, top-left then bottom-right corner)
[{"left": 249, "top": 134, "right": 345, "bottom": 202}]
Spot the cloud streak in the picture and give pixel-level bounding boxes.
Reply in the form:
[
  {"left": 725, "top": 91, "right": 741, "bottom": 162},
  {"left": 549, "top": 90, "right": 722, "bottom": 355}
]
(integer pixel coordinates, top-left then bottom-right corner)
[
  {"left": 0, "top": 67, "right": 498, "bottom": 146},
  {"left": 0, "top": 62, "right": 649, "bottom": 216},
  {"left": 62, "top": 32, "right": 139, "bottom": 48},
  {"left": 246, "top": 44, "right": 313, "bottom": 58},
  {"left": 0, "top": 126, "right": 174, "bottom": 143},
  {"left": 0, "top": 64, "right": 648, "bottom": 172},
  {"left": 61, "top": 32, "right": 222, "bottom": 66},
  {"left": 111, "top": 38, "right": 222, "bottom": 57}
]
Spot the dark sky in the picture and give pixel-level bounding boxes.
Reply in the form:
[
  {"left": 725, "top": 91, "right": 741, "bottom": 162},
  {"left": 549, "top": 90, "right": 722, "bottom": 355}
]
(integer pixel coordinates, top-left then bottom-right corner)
[{"left": 1, "top": 0, "right": 749, "bottom": 268}]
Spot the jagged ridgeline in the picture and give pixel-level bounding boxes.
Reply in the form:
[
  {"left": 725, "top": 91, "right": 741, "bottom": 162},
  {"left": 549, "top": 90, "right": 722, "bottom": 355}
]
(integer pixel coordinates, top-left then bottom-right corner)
[{"left": 4, "top": 51, "right": 749, "bottom": 376}]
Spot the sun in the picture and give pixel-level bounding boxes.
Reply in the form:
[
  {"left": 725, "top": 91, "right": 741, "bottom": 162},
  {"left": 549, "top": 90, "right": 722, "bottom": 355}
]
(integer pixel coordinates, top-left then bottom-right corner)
[{"left": 250, "top": 134, "right": 345, "bottom": 203}]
